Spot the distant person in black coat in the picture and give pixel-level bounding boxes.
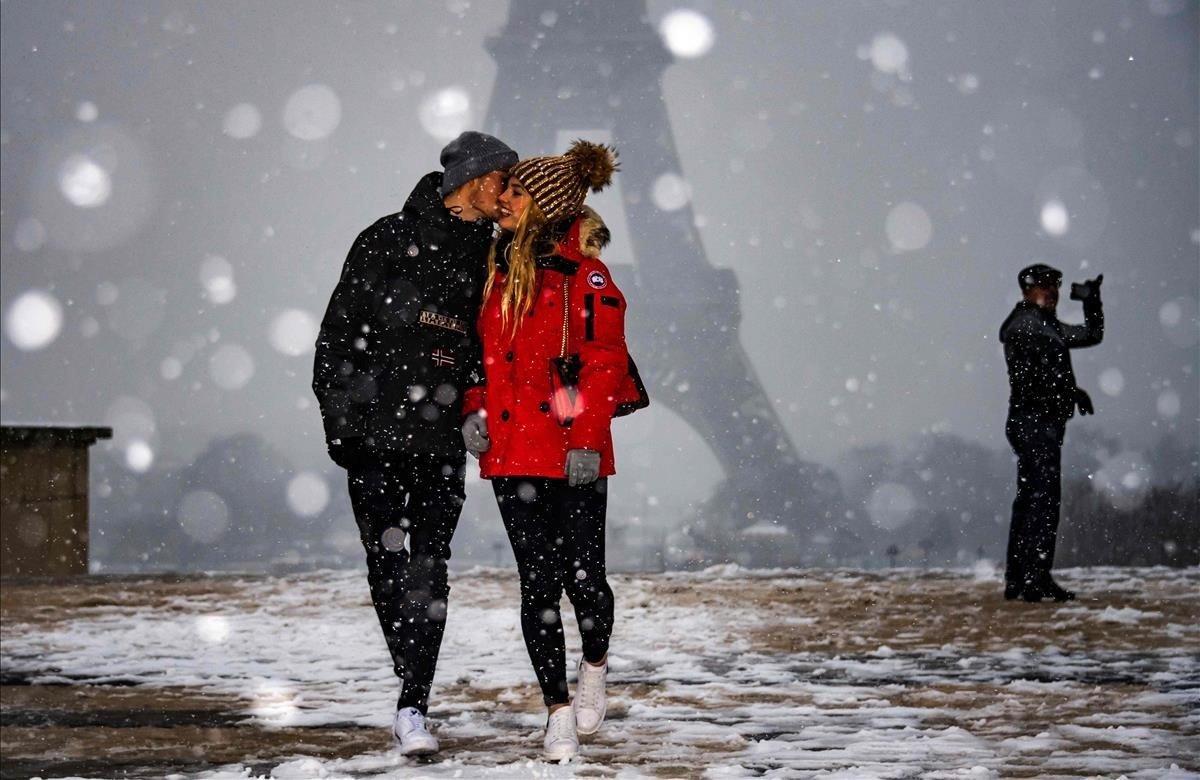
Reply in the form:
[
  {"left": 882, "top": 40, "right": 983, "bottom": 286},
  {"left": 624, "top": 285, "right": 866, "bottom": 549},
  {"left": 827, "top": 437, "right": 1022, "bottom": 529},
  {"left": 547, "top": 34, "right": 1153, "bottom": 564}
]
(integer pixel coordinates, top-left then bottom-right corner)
[
  {"left": 999, "top": 263, "right": 1104, "bottom": 602},
  {"left": 312, "top": 131, "right": 516, "bottom": 754}
]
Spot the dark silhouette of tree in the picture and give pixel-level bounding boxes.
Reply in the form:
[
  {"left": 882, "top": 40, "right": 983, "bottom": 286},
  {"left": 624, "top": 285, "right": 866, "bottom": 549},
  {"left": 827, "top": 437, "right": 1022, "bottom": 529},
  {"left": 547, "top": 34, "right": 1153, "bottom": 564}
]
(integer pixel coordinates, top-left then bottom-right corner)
[
  {"left": 92, "top": 433, "right": 350, "bottom": 572},
  {"left": 839, "top": 430, "right": 1196, "bottom": 570},
  {"left": 1058, "top": 479, "right": 1199, "bottom": 567}
]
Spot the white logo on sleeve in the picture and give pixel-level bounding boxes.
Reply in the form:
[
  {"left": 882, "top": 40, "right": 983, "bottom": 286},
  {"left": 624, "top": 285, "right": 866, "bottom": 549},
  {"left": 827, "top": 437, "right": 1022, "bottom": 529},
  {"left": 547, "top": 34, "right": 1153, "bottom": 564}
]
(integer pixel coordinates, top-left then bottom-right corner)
[{"left": 587, "top": 271, "right": 608, "bottom": 289}]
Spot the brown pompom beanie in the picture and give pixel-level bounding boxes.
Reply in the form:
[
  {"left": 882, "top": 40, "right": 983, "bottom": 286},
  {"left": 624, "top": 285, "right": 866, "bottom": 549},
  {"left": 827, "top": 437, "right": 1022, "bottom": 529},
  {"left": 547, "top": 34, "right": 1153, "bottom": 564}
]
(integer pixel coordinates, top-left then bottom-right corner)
[{"left": 509, "top": 139, "right": 619, "bottom": 222}]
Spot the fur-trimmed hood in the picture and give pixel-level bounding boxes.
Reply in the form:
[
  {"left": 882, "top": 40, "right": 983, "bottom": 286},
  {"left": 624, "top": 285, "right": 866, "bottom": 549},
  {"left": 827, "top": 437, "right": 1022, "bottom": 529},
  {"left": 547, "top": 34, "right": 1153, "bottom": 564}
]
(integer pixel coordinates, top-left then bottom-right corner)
[{"left": 552, "top": 206, "right": 611, "bottom": 262}]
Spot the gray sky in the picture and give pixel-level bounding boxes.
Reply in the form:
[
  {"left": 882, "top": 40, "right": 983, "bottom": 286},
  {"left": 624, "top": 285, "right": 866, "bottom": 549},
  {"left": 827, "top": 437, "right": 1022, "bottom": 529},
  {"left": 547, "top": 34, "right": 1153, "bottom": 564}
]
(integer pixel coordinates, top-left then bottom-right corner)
[{"left": 2, "top": 1, "right": 1196, "bottom": 528}]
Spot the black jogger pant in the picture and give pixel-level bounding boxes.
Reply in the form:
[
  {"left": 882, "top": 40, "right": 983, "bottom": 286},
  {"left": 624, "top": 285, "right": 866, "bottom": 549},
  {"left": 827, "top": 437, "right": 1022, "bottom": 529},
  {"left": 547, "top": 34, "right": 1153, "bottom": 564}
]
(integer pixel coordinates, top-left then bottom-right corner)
[
  {"left": 1005, "top": 415, "right": 1067, "bottom": 589},
  {"left": 492, "top": 477, "right": 614, "bottom": 707},
  {"left": 347, "top": 452, "right": 465, "bottom": 715}
]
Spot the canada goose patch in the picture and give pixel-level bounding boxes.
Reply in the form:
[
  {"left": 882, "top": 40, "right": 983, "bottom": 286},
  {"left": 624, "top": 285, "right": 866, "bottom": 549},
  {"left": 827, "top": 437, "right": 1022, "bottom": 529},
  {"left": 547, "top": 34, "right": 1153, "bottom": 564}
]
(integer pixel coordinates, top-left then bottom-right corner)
[{"left": 587, "top": 270, "right": 607, "bottom": 289}]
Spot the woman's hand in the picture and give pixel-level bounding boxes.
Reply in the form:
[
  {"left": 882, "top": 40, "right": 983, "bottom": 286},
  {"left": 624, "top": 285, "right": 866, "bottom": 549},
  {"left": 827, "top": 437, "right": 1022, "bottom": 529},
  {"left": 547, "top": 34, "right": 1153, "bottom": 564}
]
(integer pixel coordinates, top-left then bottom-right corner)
[
  {"left": 565, "top": 449, "right": 601, "bottom": 486},
  {"left": 462, "top": 412, "right": 491, "bottom": 458}
]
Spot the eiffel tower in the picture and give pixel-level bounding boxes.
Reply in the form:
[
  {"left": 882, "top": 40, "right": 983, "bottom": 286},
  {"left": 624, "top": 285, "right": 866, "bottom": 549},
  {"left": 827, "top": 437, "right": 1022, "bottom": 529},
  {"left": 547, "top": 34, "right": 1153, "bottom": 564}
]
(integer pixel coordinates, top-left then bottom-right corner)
[{"left": 483, "top": 1, "right": 843, "bottom": 558}]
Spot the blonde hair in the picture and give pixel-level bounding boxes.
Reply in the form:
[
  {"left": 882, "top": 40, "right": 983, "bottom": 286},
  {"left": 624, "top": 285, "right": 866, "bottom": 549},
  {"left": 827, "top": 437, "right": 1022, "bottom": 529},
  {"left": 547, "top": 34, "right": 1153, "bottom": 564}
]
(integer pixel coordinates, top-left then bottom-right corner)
[{"left": 483, "top": 200, "right": 547, "bottom": 338}]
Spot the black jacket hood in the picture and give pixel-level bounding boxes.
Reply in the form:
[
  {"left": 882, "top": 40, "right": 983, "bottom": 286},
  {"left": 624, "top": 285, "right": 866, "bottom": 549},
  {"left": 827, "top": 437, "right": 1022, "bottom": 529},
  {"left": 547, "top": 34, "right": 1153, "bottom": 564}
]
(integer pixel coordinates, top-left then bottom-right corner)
[
  {"left": 401, "top": 171, "right": 493, "bottom": 242},
  {"left": 402, "top": 172, "right": 449, "bottom": 223}
]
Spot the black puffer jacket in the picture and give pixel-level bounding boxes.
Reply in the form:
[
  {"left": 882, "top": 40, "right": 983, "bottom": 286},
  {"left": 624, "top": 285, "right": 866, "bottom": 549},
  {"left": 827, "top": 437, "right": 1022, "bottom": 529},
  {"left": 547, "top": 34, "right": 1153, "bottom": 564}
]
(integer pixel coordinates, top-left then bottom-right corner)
[
  {"left": 312, "top": 172, "right": 493, "bottom": 456},
  {"left": 999, "top": 298, "right": 1104, "bottom": 423}
]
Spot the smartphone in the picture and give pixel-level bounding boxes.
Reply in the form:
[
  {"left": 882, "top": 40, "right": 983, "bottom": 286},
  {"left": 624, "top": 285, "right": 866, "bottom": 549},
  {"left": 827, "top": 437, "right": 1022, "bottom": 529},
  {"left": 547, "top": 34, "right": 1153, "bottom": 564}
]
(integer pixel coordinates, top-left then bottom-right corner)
[{"left": 1069, "top": 282, "right": 1087, "bottom": 301}]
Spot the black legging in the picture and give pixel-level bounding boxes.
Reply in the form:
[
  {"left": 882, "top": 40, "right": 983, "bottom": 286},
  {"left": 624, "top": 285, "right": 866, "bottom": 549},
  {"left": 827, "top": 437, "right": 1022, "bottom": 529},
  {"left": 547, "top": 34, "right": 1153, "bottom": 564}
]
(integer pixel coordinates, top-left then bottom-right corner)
[
  {"left": 493, "top": 477, "right": 614, "bottom": 707},
  {"left": 347, "top": 453, "right": 465, "bottom": 715}
]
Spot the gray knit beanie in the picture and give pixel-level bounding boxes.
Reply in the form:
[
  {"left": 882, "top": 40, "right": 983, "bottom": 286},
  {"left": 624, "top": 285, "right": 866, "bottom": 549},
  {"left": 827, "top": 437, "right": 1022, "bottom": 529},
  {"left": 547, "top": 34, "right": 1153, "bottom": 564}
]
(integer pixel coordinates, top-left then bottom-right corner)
[{"left": 439, "top": 131, "right": 518, "bottom": 197}]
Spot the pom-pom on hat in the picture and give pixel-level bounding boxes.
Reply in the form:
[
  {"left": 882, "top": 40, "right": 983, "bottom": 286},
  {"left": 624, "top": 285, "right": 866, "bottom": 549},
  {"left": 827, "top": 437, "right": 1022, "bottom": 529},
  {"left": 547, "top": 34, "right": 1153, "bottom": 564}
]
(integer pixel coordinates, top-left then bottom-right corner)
[{"left": 509, "top": 140, "right": 619, "bottom": 222}]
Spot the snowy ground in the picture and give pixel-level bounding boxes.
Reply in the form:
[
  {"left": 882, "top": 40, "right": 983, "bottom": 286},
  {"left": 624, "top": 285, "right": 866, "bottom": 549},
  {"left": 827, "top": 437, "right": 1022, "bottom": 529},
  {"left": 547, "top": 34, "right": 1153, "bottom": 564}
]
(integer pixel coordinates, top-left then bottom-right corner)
[{"left": 2, "top": 566, "right": 1198, "bottom": 779}]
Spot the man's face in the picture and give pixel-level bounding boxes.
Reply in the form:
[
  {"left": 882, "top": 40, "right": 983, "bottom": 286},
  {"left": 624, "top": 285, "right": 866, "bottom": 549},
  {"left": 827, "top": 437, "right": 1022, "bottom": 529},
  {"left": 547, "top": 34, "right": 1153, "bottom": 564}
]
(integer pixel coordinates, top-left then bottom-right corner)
[
  {"left": 467, "top": 170, "right": 508, "bottom": 221},
  {"left": 1026, "top": 282, "right": 1059, "bottom": 311}
]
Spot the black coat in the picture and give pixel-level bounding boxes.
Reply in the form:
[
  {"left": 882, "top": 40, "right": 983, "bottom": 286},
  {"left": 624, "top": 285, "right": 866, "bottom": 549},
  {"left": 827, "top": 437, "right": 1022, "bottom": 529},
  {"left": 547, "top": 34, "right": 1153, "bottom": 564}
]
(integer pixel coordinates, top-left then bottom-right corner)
[
  {"left": 312, "top": 172, "right": 493, "bottom": 456},
  {"left": 999, "top": 297, "right": 1104, "bottom": 424}
]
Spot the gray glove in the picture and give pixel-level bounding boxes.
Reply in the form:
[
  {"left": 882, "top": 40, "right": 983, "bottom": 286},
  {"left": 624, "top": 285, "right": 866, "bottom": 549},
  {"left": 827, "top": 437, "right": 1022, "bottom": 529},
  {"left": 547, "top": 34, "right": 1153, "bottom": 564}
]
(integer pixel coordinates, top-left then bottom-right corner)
[
  {"left": 565, "top": 449, "right": 601, "bottom": 487},
  {"left": 462, "top": 412, "right": 490, "bottom": 458}
]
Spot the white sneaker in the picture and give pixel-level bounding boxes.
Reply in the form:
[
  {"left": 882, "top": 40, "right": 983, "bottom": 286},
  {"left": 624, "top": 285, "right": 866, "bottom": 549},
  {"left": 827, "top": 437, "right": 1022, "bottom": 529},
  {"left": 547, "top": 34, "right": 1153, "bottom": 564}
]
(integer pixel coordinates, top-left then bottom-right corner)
[
  {"left": 573, "top": 658, "right": 608, "bottom": 735},
  {"left": 543, "top": 706, "right": 579, "bottom": 761},
  {"left": 392, "top": 706, "right": 438, "bottom": 756}
]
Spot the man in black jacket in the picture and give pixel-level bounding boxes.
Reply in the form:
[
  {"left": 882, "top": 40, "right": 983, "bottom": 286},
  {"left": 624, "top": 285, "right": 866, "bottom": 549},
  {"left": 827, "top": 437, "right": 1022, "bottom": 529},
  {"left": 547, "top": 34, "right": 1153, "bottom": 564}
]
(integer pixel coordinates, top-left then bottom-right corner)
[
  {"left": 999, "top": 263, "right": 1104, "bottom": 603},
  {"left": 312, "top": 131, "right": 516, "bottom": 753}
]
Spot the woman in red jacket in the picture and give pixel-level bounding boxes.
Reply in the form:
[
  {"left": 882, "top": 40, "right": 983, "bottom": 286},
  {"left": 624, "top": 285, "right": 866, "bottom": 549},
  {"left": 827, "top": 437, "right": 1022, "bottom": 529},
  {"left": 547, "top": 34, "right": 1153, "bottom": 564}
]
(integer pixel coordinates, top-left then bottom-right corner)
[{"left": 460, "top": 140, "right": 645, "bottom": 760}]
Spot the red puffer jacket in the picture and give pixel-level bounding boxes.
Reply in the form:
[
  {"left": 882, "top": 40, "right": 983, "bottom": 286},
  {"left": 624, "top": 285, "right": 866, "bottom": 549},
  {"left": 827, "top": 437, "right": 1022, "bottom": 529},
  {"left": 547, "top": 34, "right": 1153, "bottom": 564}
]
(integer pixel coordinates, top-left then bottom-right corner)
[{"left": 463, "top": 209, "right": 640, "bottom": 479}]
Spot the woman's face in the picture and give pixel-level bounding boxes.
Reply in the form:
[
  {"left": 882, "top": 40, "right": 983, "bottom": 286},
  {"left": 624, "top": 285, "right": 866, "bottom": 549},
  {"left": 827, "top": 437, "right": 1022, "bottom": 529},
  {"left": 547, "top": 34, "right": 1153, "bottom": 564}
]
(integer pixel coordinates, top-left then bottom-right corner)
[{"left": 496, "top": 177, "right": 532, "bottom": 232}]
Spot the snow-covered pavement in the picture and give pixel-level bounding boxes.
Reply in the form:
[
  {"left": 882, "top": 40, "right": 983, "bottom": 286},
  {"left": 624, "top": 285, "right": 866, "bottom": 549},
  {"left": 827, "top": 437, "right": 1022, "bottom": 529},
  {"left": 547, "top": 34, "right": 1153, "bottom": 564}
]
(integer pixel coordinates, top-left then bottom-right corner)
[{"left": 2, "top": 566, "right": 1197, "bottom": 778}]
